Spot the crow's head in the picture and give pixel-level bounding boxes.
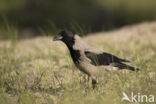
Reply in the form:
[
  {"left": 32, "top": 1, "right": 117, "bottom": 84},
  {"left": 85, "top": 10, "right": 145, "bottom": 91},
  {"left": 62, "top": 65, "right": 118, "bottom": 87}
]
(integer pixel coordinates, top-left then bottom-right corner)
[{"left": 53, "top": 29, "right": 76, "bottom": 45}]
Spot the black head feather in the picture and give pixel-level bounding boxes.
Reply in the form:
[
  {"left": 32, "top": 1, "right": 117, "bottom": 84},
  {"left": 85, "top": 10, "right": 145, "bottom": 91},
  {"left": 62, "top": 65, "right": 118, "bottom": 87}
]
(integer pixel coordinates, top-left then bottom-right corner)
[
  {"left": 55, "top": 29, "right": 76, "bottom": 47},
  {"left": 53, "top": 29, "right": 77, "bottom": 50},
  {"left": 59, "top": 29, "right": 76, "bottom": 37}
]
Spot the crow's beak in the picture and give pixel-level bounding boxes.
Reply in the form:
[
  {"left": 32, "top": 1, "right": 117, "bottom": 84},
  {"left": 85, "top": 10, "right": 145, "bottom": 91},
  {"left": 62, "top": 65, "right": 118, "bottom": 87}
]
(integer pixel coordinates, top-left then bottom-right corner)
[{"left": 53, "top": 35, "right": 63, "bottom": 41}]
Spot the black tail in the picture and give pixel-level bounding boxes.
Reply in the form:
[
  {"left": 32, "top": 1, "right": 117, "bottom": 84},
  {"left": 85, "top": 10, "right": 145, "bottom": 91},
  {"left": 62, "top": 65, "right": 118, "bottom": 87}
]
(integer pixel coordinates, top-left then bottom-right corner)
[
  {"left": 114, "top": 62, "right": 140, "bottom": 71},
  {"left": 119, "top": 58, "right": 130, "bottom": 63}
]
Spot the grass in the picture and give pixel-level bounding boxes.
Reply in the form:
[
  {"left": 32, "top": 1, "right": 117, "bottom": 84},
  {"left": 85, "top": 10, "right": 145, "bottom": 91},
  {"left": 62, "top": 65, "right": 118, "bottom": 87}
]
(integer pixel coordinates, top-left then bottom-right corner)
[{"left": 0, "top": 22, "right": 156, "bottom": 104}]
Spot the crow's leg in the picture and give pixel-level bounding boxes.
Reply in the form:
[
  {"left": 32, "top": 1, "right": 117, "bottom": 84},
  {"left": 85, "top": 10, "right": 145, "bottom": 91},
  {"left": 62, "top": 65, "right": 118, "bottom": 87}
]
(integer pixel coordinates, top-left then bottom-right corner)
[
  {"left": 87, "top": 75, "right": 90, "bottom": 81},
  {"left": 91, "top": 76, "right": 97, "bottom": 89}
]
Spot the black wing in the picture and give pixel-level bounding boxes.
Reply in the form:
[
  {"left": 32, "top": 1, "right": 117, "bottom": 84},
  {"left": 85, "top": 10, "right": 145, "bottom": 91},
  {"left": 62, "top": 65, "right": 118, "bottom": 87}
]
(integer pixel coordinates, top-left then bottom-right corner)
[
  {"left": 85, "top": 51, "right": 130, "bottom": 66},
  {"left": 113, "top": 62, "right": 139, "bottom": 71}
]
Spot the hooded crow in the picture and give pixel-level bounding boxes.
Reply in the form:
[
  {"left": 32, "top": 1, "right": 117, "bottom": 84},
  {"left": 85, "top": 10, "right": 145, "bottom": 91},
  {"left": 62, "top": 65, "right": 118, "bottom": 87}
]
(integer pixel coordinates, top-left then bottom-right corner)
[{"left": 53, "top": 30, "right": 139, "bottom": 88}]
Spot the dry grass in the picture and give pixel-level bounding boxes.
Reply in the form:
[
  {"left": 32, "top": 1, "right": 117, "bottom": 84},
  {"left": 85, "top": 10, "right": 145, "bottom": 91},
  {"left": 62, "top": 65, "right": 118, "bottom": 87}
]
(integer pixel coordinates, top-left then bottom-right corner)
[{"left": 0, "top": 21, "right": 156, "bottom": 104}]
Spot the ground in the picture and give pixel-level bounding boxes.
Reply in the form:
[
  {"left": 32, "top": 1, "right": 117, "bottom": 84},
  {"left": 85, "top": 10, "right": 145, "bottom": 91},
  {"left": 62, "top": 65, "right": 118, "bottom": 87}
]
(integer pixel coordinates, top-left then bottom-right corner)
[{"left": 0, "top": 22, "right": 156, "bottom": 104}]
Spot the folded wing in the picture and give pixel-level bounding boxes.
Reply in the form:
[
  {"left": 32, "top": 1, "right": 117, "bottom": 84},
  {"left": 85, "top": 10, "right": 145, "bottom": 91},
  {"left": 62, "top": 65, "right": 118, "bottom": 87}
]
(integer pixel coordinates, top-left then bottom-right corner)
[{"left": 85, "top": 51, "right": 130, "bottom": 66}]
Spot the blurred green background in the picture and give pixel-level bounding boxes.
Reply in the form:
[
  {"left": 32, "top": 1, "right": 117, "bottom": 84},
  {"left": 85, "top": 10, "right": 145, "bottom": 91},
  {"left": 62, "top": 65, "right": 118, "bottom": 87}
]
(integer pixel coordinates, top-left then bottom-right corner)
[{"left": 0, "top": 0, "right": 156, "bottom": 38}]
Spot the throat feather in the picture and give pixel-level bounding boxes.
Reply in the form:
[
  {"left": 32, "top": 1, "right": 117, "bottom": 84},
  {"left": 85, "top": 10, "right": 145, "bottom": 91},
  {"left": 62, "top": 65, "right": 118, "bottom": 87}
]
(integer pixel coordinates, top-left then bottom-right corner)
[
  {"left": 63, "top": 38, "right": 80, "bottom": 63},
  {"left": 69, "top": 48, "right": 81, "bottom": 63}
]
